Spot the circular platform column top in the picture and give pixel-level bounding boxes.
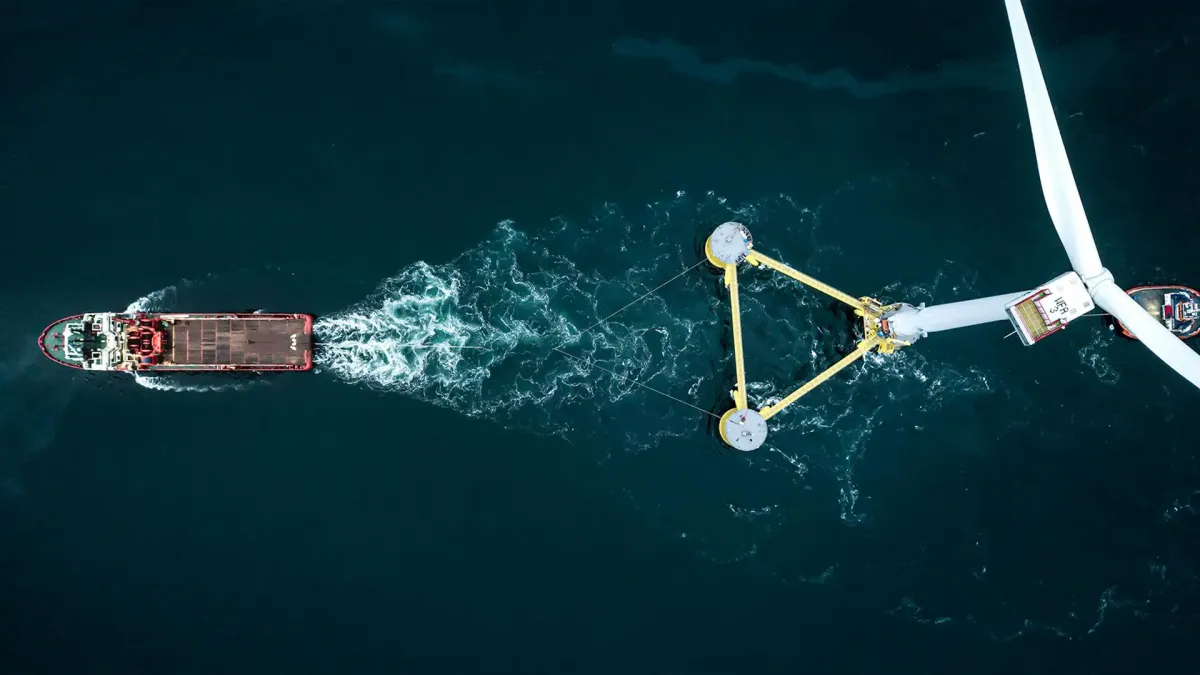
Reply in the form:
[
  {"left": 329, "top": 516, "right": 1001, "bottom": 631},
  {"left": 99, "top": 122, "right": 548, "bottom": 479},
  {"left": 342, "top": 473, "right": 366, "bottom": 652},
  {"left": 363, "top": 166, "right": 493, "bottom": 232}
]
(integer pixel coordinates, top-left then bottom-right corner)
[
  {"left": 720, "top": 408, "right": 768, "bottom": 451},
  {"left": 708, "top": 222, "right": 753, "bottom": 266}
]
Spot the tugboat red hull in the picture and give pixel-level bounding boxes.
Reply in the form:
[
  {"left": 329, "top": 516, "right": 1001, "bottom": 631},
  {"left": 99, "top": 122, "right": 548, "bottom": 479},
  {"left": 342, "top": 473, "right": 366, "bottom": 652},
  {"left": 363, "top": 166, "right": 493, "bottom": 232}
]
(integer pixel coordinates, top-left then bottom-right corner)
[
  {"left": 1111, "top": 286, "right": 1200, "bottom": 341},
  {"left": 38, "top": 313, "right": 314, "bottom": 372}
]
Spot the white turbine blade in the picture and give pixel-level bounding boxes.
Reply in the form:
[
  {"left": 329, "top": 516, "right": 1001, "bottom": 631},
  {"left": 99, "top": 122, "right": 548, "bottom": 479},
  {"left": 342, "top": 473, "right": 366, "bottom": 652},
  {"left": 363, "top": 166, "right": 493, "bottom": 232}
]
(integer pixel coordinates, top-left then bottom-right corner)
[
  {"left": 1004, "top": 0, "right": 1104, "bottom": 279},
  {"left": 1092, "top": 282, "right": 1200, "bottom": 390}
]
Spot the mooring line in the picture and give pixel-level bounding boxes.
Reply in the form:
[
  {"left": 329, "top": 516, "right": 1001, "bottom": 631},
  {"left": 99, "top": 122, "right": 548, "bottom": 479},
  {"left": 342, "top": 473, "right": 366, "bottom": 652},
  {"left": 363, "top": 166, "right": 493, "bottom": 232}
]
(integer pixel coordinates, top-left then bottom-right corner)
[
  {"left": 558, "top": 260, "right": 706, "bottom": 348},
  {"left": 552, "top": 347, "right": 721, "bottom": 420},
  {"left": 547, "top": 258, "right": 716, "bottom": 419}
]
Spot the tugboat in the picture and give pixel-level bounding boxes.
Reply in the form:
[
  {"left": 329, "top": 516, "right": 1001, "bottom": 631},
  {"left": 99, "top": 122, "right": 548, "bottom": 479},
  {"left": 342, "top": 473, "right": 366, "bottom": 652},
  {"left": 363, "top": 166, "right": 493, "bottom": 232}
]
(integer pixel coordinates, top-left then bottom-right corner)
[
  {"left": 38, "top": 313, "right": 314, "bottom": 371},
  {"left": 1110, "top": 286, "right": 1200, "bottom": 341}
]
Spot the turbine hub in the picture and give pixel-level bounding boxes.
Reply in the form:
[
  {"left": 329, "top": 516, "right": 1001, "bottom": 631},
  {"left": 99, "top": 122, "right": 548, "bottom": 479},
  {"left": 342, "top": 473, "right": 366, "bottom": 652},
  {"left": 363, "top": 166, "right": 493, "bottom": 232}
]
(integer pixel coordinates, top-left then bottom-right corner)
[{"left": 1080, "top": 267, "right": 1115, "bottom": 294}]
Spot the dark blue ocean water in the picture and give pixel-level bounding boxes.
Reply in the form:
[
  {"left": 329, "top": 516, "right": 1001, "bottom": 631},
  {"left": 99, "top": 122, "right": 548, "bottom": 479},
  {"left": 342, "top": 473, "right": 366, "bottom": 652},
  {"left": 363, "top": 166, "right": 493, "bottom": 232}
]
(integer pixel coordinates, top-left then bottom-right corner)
[{"left": 3, "top": 1, "right": 1199, "bottom": 672}]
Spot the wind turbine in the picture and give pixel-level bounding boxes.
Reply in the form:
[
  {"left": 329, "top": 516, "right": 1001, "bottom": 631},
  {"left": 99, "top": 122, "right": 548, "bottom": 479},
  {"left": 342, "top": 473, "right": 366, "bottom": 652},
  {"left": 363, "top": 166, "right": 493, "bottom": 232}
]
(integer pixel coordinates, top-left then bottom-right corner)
[
  {"left": 702, "top": 0, "right": 1199, "bottom": 451},
  {"left": 883, "top": 0, "right": 1200, "bottom": 390}
]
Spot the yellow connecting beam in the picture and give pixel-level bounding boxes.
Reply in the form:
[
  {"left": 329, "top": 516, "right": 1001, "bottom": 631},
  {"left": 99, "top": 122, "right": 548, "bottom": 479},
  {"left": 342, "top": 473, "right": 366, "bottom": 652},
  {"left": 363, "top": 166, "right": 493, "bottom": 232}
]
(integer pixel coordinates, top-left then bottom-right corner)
[
  {"left": 746, "top": 250, "right": 866, "bottom": 312},
  {"left": 724, "top": 265, "right": 749, "bottom": 410},
  {"left": 758, "top": 337, "right": 879, "bottom": 420}
]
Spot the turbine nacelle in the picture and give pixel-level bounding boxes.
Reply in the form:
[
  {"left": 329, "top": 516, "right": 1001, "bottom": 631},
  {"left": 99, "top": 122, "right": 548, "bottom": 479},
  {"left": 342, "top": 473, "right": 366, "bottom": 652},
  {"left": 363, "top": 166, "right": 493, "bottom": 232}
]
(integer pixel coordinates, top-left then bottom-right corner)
[{"left": 1003, "top": 271, "right": 1094, "bottom": 346}]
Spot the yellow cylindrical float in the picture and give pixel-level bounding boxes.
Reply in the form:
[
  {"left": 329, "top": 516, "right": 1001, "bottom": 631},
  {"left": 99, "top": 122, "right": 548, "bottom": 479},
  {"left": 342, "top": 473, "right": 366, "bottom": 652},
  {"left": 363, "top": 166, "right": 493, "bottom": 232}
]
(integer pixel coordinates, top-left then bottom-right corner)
[{"left": 718, "top": 407, "right": 768, "bottom": 451}]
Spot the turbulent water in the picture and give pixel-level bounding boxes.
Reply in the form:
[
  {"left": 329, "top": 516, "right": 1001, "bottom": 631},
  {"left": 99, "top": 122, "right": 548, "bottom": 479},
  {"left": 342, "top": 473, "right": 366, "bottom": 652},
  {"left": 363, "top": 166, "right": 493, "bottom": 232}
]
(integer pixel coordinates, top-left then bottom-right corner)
[{"left": 307, "top": 192, "right": 1009, "bottom": 517}]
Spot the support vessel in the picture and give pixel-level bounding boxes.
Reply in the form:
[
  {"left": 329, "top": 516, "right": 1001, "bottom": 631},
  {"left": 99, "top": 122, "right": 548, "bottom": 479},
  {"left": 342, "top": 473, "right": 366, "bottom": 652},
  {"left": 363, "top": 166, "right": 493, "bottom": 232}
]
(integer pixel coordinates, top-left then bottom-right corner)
[{"left": 38, "top": 313, "right": 313, "bottom": 372}]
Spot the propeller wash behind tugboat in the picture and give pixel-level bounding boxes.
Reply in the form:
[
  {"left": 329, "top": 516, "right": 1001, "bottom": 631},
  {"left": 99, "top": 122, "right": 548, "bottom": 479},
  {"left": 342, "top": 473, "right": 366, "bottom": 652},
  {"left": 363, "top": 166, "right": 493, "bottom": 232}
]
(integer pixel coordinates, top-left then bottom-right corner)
[{"left": 38, "top": 313, "right": 313, "bottom": 372}]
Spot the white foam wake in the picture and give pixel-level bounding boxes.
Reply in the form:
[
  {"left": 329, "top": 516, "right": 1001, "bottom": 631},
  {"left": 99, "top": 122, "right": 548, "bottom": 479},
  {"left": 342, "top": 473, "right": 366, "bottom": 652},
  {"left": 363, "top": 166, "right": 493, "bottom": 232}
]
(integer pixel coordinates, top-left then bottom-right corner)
[
  {"left": 314, "top": 193, "right": 996, "bottom": 465},
  {"left": 1078, "top": 325, "right": 1120, "bottom": 384},
  {"left": 124, "top": 285, "right": 177, "bottom": 313},
  {"left": 313, "top": 220, "right": 711, "bottom": 441},
  {"left": 131, "top": 372, "right": 251, "bottom": 393}
]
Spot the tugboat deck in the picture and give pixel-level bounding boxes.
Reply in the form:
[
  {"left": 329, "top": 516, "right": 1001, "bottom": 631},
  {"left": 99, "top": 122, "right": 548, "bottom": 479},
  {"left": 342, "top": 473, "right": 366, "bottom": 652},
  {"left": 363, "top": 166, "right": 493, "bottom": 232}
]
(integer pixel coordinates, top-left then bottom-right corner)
[
  {"left": 1115, "top": 286, "right": 1200, "bottom": 341},
  {"left": 166, "top": 315, "right": 312, "bottom": 368}
]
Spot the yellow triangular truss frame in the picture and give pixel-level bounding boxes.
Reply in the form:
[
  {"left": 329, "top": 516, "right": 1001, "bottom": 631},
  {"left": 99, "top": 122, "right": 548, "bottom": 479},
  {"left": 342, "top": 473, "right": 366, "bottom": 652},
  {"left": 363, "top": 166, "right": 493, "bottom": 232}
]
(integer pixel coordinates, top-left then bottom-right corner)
[{"left": 706, "top": 240, "right": 910, "bottom": 426}]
